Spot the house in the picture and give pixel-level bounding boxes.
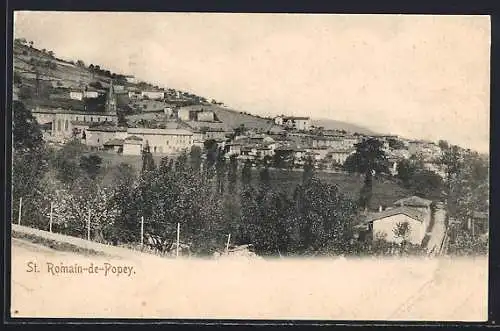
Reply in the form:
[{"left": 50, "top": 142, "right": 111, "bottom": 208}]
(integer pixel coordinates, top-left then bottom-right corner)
[
  {"left": 125, "top": 75, "right": 138, "bottom": 84},
  {"left": 178, "top": 108, "right": 191, "bottom": 121},
  {"left": 197, "top": 110, "right": 215, "bottom": 122},
  {"left": 141, "top": 91, "right": 165, "bottom": 100},
  {"left": 128, "top": 91, "right": 142, "bottom": 99},
  {"left": 123, "top": 135, "right": 143, "bottom": 155},
  {"left": 102, "top": 138, "right": 124, "bottom": 153},
  {"left": 224, "top": 142, "right": 242, "bottom": 156},
  {"left": 274, "top": 115, "right": 312, "bottom": 131},
  {"left": 362, "top": 206, "right": 427, "bottom": 245},
  {"left": 329, "top": 148, "right": 355, "bottom": 165},
  {"left": 126, "top": 127, "right": 194, "bottom": 154},
  {"left": 83, "top": 90, "right": 99, "bottom": 99},
  {"left": 86, "top": 124, "right": 128, "bottom": 148},
  {"left": 393, "top": 195, "right": 434, "bottom": 231},
  {"left": 70, "top": 90, "right": 83, "bottom": 101}
]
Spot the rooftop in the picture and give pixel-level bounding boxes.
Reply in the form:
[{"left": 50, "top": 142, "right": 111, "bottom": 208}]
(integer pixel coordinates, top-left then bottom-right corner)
[
  {"left": 127, "top": 127, "right": 193, "bottom": 136},
  {"left": 363, "top": 206, "right": 425, "bottom": 224},
  {"left": 393, "top": 195, "right": 433, "bottom": 207},
  {"left": 125, "top": 135, "right": 143, "bottom": 141},
  {"left": 103, "top": 138, "right": 124, "bottom": 146}
]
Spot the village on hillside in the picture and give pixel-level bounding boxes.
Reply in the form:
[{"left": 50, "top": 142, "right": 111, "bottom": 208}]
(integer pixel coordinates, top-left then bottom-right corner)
[{"left": 12, "top": 37, "right": 489, "bottom": 258}]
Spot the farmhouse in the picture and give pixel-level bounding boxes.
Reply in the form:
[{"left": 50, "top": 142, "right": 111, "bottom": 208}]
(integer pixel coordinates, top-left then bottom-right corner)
[
  {"left": 363, "top": 206, "right": 427, "bottom": 245},
  {"left": 393, "top": 195, "right": 433, "bottom": 231}
]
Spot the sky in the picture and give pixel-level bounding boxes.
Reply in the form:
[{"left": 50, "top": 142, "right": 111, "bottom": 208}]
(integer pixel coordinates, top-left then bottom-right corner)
[{"left": 14, "top": 12, "right": 490, "bottom": 153}]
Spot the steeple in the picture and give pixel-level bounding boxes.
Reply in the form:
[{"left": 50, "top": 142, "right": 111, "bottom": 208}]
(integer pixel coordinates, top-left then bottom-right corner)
[{"left": 105, "top": 79, "right": 117, "bottom": 114}]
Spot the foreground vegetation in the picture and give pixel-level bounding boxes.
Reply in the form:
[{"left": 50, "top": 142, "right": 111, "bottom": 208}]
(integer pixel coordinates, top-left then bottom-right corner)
[{"left": 12, "top": 100, "right": 488, "bottom": 256}]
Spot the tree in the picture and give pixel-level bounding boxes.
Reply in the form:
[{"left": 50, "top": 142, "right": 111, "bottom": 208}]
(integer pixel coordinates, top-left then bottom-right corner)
[
  {"left": 291, "top": 178, "right": 358, "bottom": 255},
  {"left": 396, "top": 159, "right": 417, "bottom": 186},
  {"left": 393, "top": 222, "right": 411, "bottom": 245},
  {"left": 407, "top": 170, "right": 444, "bottom": 200},
  {"left": 12, "top": 101, "right": 43, "bottom": 152},
  {"left": 47, "top": 50, "right": 54, "bottom": 57},
  {"left": 12, "top": 101, "right": 48, "bottom": 229},
  {"left": 76, "top": 59, "right": 85, "bottom": 67},
  {"left": 141, "top": 144, "right": 156, "bottom": 173},
  {"left": 241, "top": 160, "right": 253, "bottom": 187},
  {"left": 343, "top": 138, "right": 390, "bottom": 210},
  {"left": 302, "top": 155, "right": 315, "bottom": 185},
  {"left": 79, "top": 154, "right": 102, "bottom": 180},
  {"left": 215, "top": 148, "right": 226, "bottom": 194},
  {"left": 259, "top": 164, "right": 271, "bottom": 187},
  {"left": 52, "top": 139, "right": 87, "bottom": 184},
  {"left": 227, "top": 155, "right": 238, "bottom": 194},
  {"left": 189, "top": 145, "right": 202, "bottom": 173}
]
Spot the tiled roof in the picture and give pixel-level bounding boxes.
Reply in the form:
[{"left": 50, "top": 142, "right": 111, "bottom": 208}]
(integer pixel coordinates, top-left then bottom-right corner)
[
  {"left": 364, "top": 206, "right": 425, "bottom": 224},
  {"left": 125, "top": 135, "right": 143, "bottom": 141},
  {"left": 393, "top": 196, "right": 433, "bottom": 207},
  {"left": 127, "top": 127, "right": 193, "bottom": 136},
  {"left": 103, "top": 138, "right": 124, "bottom": 146}
]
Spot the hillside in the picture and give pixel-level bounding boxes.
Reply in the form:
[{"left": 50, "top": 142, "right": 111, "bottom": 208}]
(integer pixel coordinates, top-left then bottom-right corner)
[
  {"left": 313, "top": 118, "right": 377, "bottom": 135},
  {"left": 14, "top": 40, "right": 385, "bottom": 135}
]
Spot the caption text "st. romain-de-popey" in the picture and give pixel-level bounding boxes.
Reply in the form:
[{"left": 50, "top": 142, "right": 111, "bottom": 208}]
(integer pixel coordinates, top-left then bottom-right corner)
[{"left": 26, "top": 261, "right": 135, "bottom": 277}]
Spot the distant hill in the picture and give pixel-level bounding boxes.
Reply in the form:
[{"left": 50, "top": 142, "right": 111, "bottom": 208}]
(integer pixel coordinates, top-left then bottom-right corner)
[{"left": 312, "top": 118, "right": 377, "bottom": 135}]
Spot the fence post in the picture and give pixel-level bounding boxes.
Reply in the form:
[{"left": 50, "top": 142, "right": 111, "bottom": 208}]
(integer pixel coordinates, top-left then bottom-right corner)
[
  {"left": 176, "top": 222, "right": 180, "bottom": 257},
  {"left": 140, "top": 216, "right": 144, "bottom": 249},
  {"left": 87, "top": 209, "right": 91, "bottom": 241},
  {"left": 17, "top": 197, "right": 23, "bottom": 225},
  {"left": 49, "top": 202, "right": 53, "bottom": 233},
  {"left": 225, "top": 233, "right": 231, "bottom": 255}
]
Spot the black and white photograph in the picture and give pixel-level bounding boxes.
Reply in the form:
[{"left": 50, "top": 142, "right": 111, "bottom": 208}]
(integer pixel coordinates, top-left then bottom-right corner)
[{"left": 9, "top": 12, "right": 490, "bottom": 321}]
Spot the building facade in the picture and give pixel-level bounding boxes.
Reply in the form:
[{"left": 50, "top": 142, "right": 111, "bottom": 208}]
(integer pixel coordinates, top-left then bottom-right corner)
[
  {"left": 274, "top": 116, "right": 312, "bottom": 131},
  {"left": 126, "top": 127, "right": 194, "bottom": 154}
]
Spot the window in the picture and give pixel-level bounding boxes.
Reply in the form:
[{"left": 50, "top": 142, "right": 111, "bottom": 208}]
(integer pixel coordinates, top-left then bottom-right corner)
[
  {"left": 57, "top": 119, "right": 61, "bottom": 131},
  {"left": 97, "top": 138, "right": 100, "bottom": 143},
  {"left": 76, "top": 116, "right": 79, "bottom": 121},
  {"left": 98, "top": 117, "right": 101, "bottom": 122},
  {"left": 91, "top": 117, "right": 94, "bottom": 122},
  {"left": 64, "top": 120, "right": 69, "bottom": 131},
  {"left": 154, "top": 146, "right": 157, "bottom": 153}
]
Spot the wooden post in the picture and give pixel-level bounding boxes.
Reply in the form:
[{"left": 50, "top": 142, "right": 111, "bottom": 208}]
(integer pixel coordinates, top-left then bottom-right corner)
[
  {"left": 49, "top": 202, "right": 53, "bottom": 233},
  {"left": 225, "top": 233, "right": 231, "bottom": 254},
  {"left": 176, "top": 222, "right": 180, "bottom": 257},
  {"left": 87, "top": 209, "right": 91, "bottom": 241},
  {"left": 140, "top": 216, "right": 144, "bottom": 248},
  {"left": 17, "top": 197, "right": 22, "bottom": 225}
]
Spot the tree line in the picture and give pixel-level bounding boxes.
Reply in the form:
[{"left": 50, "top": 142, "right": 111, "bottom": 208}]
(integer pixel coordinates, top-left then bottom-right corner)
[{"left": 11, "top": 100, "right": 488, "bottom": 256}]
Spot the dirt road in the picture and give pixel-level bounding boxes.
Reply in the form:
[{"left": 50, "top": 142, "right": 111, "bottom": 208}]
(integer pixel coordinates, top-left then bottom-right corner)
[{"left": 11, "top": 238, "right": 487, "bottom": 321}]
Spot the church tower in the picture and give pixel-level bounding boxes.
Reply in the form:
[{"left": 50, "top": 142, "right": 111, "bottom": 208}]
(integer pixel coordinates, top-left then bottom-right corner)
[{"left": 105, "top": 79, "right": 117, "bottom": 114}]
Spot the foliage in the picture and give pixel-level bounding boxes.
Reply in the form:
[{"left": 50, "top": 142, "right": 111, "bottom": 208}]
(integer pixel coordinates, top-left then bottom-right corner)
[
  {"left": 344, "top": 138, "right": 389, "bottom": 210},
  {"left": 79, "top": 154, "right": 102, "bottom": 180},
  {"left": 12, "top": 101, "right": 43, "bottom": 152}
]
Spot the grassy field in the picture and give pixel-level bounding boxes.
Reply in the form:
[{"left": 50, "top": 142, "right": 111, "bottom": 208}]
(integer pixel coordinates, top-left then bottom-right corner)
[
  {"left": 250, "top": 168, "right": 410, "bottom": 209},
  {"left": 96, "top": 151, "right": 410, "bottom": 209}
]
